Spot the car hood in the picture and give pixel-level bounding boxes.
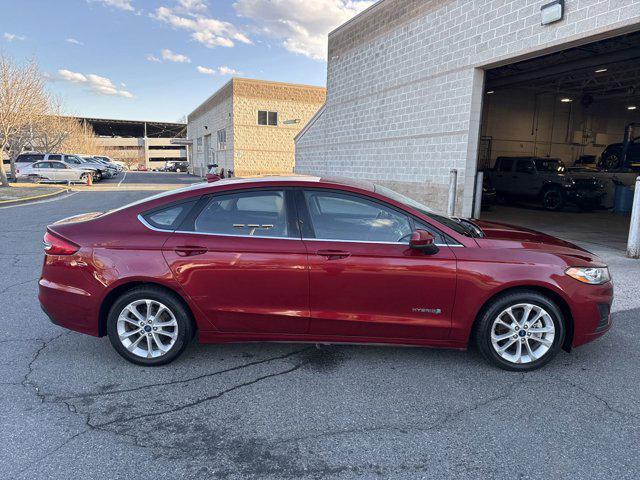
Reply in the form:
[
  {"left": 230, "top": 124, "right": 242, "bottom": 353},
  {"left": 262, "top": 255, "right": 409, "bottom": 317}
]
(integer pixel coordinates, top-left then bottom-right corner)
[{"left": 471, "top": 220, "right": 602, "bottom": 264}]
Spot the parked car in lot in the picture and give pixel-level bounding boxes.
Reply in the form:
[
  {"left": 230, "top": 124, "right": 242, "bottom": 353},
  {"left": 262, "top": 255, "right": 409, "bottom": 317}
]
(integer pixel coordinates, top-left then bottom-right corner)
[
  {"left": 485, "top": 156, "right": 605, "bottom": 211},
  {"left": 161, "top": 160, "right": 189, "bottom": 172},
  {"left": 93, "top": 156, "right": 127, "bottom": 171},
  {"left": 599, "top": 136, "right": 640, "bottom": 171},
  {"left": 39, "top": 176, "right": 613, "bottom": 371},
  {"left": 16, "top": 153, "right": 105, "bottom": 181},
  {"left": 16, "top": 160, "right": 90, "bottom": 183}
]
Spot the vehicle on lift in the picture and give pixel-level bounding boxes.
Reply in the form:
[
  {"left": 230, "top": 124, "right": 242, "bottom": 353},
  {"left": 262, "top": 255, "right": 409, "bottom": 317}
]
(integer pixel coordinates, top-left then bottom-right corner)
[
  {"left": 599, "top": 136, "right": 640, "bottom": 171},
  {"left": 39, "top": 176, "right": 613, "bottom": 371},
  {"left": 486, "top": 156, "right": 605, "bottom": 211}
]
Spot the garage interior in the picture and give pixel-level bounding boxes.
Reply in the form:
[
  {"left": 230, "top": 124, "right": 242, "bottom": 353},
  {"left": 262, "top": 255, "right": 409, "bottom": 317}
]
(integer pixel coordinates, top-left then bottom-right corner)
[{"left": 477, "top": 30, "right": 640, "bottom": 252}]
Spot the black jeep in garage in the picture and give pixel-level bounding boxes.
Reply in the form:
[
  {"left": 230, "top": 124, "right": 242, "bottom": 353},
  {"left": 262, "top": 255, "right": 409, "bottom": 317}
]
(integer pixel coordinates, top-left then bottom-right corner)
[{"left": 485, "top": 156, "right": 605, "bottom": 211}]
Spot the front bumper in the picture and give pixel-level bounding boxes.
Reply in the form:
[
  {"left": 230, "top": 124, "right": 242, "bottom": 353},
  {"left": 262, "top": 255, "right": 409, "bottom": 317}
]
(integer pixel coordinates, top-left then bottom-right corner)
[
  {"left": 565, "top": 188, "right": 604, "bottom": 204},
  {"left": 570, "top": 281, "right": 614, "bottom": 348}
]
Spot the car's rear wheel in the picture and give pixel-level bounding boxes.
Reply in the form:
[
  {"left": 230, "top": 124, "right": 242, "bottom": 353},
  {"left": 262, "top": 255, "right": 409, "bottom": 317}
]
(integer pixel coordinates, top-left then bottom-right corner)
[
  {"left": 475, "top": 290, "right": 565, "bottom": 371},
  {"left": 601, "top": 152, "right": 620, "bottom": 170},
  {"left": 107, "top": 286, "right": 194, "bottom": 366}
]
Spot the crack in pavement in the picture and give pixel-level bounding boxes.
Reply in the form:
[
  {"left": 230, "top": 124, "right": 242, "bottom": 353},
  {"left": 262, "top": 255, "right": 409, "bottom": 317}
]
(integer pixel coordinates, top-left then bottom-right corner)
[
  {"left": 93, "top": 358, "right": 309, "bottom": 429},
  {"left": 14, "top": 343, "right": 312, "bottom": 477},
  {"left": 0, "top": 277, "right": 39, "bottom": 295},
  {"left": 54, "top": 346, "right": 312, "bottom": 401}
]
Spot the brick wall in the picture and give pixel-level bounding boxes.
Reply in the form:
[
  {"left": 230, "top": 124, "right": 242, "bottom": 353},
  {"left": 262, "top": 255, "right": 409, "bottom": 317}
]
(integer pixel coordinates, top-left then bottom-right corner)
[
  {"left": 295, "top": 0, "right": 640, "bottom": 215},
  {"left": 188, "top": 78, "right": 325, "bottom": 177}
]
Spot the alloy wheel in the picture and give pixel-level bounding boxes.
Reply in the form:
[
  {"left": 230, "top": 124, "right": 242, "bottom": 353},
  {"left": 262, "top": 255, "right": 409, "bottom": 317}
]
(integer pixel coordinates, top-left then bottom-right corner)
[
  {"left": 116, "top": 299, "right": 179, "bottom": 358},
  {"left": 490, "top": 303, "right": 555, "bottom": 364},
  {"left": 543, "top": 190, "right": 562, "bottom": 210}
]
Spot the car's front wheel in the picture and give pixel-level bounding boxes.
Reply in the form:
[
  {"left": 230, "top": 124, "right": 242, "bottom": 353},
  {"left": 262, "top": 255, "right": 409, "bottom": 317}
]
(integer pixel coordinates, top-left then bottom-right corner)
[
  {"left": 475, "top": 290, "right": 565, "bottom": 371},
  {"left": 107, "top": 286, "right": 194, "bottom": 366},
  {"left": 541, "top": 186, "right": 564, "bottom": 211}
]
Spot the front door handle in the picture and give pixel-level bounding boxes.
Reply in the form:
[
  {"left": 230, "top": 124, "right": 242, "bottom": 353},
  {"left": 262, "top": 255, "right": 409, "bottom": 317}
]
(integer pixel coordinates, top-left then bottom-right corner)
[
  {"left": 174, "top": 246, "right": 207, "bottom": 257},
  {"left": 316, "top": 249, "right": 351, "bottom": 260}
]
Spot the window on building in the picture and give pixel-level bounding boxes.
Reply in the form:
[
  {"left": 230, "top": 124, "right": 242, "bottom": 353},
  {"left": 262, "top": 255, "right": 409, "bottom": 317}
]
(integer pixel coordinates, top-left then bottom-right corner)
[
  {"left": 258, "top": 110, "right": 278, "bottom": 126},
  {"left": 217, "top": 128, "right": 227, "bottom": 150},
  {"left": 196, "top": 137, "right": 203, "bottom": 153}
]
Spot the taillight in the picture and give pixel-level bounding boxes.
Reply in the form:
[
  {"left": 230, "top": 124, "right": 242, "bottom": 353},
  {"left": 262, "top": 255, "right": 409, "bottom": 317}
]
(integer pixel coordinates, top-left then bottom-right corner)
[{"left": 43, "top": 232, "right": 79, "bottom": 255}]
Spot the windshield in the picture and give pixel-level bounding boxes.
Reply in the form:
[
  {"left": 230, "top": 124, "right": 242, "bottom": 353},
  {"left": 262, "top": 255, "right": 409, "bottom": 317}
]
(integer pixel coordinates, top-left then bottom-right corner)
[
  {"left": 534, "top": 158, "right": 565, "bottom": 173},
  {"left": 374, "top": 183, "right": 481, "bottom": 237}
]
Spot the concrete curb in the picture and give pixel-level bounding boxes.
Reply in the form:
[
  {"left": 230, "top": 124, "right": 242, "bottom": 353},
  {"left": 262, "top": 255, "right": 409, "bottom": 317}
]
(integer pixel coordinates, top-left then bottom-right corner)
[{"left": 0, "top": 187, "right": 70, "bottom": 206}]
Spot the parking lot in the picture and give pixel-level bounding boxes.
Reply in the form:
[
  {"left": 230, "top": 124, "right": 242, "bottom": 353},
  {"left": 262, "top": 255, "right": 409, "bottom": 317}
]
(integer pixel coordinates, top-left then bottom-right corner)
[{"left": 1, "top": 174, "right": 639, "bottom": 480}]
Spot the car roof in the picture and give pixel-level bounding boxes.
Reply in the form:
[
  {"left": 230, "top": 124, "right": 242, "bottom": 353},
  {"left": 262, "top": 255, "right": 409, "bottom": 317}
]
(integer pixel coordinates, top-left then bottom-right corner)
[{"left": 203, "top": 175, "right": 374, "bottom": 191}]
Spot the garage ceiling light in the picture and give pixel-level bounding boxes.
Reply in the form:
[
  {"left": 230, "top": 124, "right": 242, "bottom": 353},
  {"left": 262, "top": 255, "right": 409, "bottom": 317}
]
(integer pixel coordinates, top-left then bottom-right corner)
[
  {"left": 595, "top": 68, "right": 608, "bottom": 73},
  {"left": 486, "top": 90, "right": 495, "bottom": 94},
  {"left": 560, "top": 98, "right": 572, "bottom": 103},
  {"left": 629, "top": 106, "right": 638, "bottom": 110}
]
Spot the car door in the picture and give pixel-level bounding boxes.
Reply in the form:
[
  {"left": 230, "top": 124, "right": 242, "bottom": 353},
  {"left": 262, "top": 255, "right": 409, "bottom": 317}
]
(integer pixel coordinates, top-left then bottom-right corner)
[
  {"left": 48, "top": 161, "right": 68, "bottom": 181},
  {"left": 298, "top": 189, "right": 457, "bottom": 340},
  {"left": 162, "top": 188, "right": 310, "bottom": 334},
  {"left": 34, "top": 161, "right": 57, "bottom": 180},
  {"left": 492, "top": 157, "right": 513, "bottom": 194},
  {"left": 512, "top": 158, "right": 538, "bottom": 197}
]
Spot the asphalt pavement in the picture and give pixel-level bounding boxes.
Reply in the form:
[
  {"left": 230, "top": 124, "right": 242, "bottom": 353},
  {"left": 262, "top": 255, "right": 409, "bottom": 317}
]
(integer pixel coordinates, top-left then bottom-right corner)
[{"left": 1, "top": 178, "right": 639, "bottom": 480}]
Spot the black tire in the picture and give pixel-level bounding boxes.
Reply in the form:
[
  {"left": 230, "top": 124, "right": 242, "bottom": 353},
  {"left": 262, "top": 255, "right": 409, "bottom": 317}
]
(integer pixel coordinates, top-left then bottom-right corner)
[
  {"left": 601, "top": 152, "right": 620, "bottom": 171},
  {"left": 541, "top": 186, "right": 565, "bottom": 211},
  {"left": 107, "top": 286, "right": 194, "bottom": 366},
  {"left": 475, "top": 290, "right": 566, "bottom": 371}
]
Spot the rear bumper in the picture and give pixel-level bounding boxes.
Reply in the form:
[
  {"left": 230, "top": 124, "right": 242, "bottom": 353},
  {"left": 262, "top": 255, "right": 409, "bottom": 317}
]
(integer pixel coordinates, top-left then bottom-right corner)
[{"left": 38, "top": 278, "right": 100, "bottom": 336}]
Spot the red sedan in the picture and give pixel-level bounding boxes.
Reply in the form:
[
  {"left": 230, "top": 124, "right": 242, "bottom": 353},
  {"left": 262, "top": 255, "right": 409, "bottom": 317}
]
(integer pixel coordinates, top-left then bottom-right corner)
[{"left": 39, "top": 176, "right": 613, "bottom": 370}]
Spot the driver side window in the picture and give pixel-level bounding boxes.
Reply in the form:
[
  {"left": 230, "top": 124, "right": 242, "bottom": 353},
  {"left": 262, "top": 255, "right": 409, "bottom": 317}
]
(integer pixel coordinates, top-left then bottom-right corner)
[{"left": 304, "top": 191, "right": 412, "bottom": 243}]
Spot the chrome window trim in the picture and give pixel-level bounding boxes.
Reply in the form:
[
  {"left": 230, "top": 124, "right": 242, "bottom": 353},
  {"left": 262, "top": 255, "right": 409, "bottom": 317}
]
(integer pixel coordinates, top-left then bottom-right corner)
[
  {"left": 302, "top": 237, "right": 464, "bottom": 247},
  {"left": 174, "top": 230, "right": 300, "bottom": 240},
  {"left": 137, "top": 214, "right": 175, "bottom": 233}
]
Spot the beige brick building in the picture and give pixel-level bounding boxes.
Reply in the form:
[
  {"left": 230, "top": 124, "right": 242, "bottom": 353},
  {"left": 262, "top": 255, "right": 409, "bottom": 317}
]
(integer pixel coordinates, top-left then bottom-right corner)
[{"left": 187, "top": 78, "right": 326, "bottom": 177}]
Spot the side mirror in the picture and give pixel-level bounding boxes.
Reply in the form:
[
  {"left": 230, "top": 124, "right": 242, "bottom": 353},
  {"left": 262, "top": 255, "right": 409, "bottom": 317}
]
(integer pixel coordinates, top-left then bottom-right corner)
[{"left": 409, "top": 229, "right": 439, "bottom": 255}]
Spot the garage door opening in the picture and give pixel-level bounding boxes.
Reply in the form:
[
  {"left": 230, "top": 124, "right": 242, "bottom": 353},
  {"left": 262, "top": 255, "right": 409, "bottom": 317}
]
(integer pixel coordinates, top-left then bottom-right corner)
[{"left": 476, "top": 30, "right": 640, "bottom": 252}]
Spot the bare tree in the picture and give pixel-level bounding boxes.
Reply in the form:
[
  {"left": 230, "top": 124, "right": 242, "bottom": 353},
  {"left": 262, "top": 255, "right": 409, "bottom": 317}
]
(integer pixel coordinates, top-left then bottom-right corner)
[
  {"left": 58, "top": 119, "right": 106, "bottom": 156},
  {"left": 0, "top": 54, "right": 48, "bottom": 186}
]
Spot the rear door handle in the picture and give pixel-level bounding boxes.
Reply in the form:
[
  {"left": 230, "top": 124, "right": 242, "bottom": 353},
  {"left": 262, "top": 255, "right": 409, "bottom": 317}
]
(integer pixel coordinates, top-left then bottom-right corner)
[
  {"left": 174, "top": 246, "right": 207, "bottom": 257},
  {"left": 316, "top": 249, "right": 351, "bottom": 260}
]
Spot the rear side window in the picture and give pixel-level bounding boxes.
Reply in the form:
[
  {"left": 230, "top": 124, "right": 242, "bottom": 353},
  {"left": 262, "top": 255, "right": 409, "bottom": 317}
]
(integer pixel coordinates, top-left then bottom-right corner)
[
  {"left": 48, "top": 154, "right": 62, "bottom": 161},
  {"left": 33, "top": 162, "right": 51, "bottom": 169},
  {"left": 193, "top": 190, "right": 290, "bottom": 238},
  {"left": 141, "top": 200, "right": 197, "bottom": 230},
  {"left": 17, "top": 154, "right": 44, "bottom": 163}
]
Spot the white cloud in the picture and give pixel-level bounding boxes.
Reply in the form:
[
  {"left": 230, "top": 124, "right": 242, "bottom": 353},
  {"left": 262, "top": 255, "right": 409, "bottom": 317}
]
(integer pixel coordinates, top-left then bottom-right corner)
[
  {"left": 218, "top": 66, "right": 239, "bottom": 75},
  {"left": 57, "top": 69, "right": 134, "bottom": 98},
  {"left": 146, "top": 54, "right": 161, "bottom": 62},
  {"left": 66, "top": 38, "right": 83, "bottom": 45},
  {"left": 196, "top": 65, "right": 240, "bottom": 76},
  {"left": 95, "top": 0, "right": 135, "bottom": 11},
  {"left": 160, "top": 48, "right": 191, "bottom": 63},
  {"left": 196, "top": 65, "right": 215, "bottom": 75},
  {"left": 3, "top": 32, "right": 26, "bottom": 41},
  {"left": 152, "top": 3, "right": 251, "bottom": 50},
  {"left": 58, "top": 69, "right": 88, "bottom": 83},
  {"left": 234, "top": 0, "right": 374, "bottom": 61}
]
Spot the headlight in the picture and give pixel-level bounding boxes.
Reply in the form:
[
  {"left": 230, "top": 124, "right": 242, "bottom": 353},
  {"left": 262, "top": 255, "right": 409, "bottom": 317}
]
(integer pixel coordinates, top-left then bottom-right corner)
[{"left": 565, "top": 267, "right": 610, "bottom": 285}]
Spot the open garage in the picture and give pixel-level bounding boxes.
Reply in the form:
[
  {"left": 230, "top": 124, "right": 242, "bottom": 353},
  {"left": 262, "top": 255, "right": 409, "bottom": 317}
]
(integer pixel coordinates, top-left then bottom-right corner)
[{"left": 479, "top": 30, "right": 640, "bottom": 251}]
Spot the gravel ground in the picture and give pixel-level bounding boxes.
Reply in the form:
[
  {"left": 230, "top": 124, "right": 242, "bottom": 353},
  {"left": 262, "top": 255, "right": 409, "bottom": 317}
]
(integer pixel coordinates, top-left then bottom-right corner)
[{"left": 1, "top": 186, "right": 639, "bottom": 480}]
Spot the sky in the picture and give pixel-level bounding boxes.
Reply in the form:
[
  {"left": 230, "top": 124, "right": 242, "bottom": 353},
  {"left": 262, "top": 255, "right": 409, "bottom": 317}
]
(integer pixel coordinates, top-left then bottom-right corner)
[{"left": 0, "top": 0, "right": 374, "bottom": 123}]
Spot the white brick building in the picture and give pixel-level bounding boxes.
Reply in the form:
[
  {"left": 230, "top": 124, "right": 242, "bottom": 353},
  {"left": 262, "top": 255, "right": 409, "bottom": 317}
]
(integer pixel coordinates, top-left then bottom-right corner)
[{"left": 295, "top": 0, "right": 640, "bottom": 216}]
